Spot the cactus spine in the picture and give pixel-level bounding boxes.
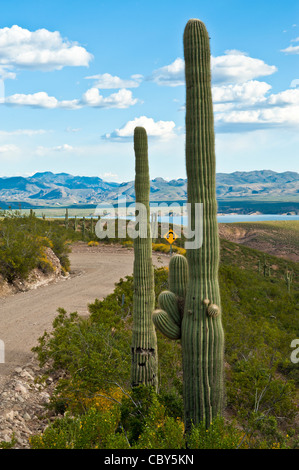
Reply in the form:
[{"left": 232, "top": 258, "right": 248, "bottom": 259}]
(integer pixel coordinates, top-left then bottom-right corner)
[
  {"left": 153, "top": 19, "right": 225, "bottom": 429},
  {"left": 131, "top": 127, "right": 158, "bottom": 391}
]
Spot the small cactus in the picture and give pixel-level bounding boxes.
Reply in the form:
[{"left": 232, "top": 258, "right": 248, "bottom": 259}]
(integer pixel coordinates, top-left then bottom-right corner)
[
  {"left": 65, "top": 208, "right": 69, "bottom": 229},
  {"left": 90, "top": 217, "right": 94, "bottom": 235},
  {"left": 285, "top": 267, "right": 293, "bottom": 294},
  {"left": 81, "top": 217, "right": 86, "bottom": 240}
]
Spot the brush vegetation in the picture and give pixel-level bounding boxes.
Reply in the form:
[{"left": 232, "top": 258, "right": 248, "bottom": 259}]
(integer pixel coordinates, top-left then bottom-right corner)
[
  {"left": 0, "top": 210, "right": 76, "bottom": 282},
  {"left": 30, "top": 234, "right": 299, "bottom": 449}
]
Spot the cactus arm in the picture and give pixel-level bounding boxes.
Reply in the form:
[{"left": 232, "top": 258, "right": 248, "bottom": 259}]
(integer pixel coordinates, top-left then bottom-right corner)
[
  {"left": 153, "top": 253, "right": 188, "bottom": 338},
  {"left": 158, "top": 291, "right": 181, "bottom": 326},
  {"left": 152, "top": 309, "right": 181, "bottom": 340}
]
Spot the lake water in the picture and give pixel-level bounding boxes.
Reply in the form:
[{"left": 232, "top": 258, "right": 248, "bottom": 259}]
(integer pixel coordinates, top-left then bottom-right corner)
[
  {"left": 217, "top": 214, "right": 299, "bottom": 223},
  {"left": 35, "top": 213, "right": 299, "bottom": 223},
  {"left": 161, "top": 214, "right": 299, "bottom": 225}
]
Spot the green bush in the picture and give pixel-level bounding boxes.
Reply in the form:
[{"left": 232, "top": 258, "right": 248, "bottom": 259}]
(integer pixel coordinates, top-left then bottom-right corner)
[
  {"left": 0, "top": 212, "right": 72, "bottom": 281},
  {"left": 32, "top": 308, "right": 131, "bottom": 413},
  {"left": 187, "top": 417, "right": 246, "bottom": 449},
  {"left": 30, "top": 407, "right": 129, "bottom": 449}
]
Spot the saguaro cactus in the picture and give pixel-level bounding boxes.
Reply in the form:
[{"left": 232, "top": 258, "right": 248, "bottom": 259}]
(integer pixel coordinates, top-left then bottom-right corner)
[
  {"left": 285, "top": 267, "right": 293, "bottom": 294},
  {"left": 262, "top": 256, "right": 268, "bottom": 277},
  {"left": 65, "top": 208, "right": 69, "bottom": 229},
  {"left": 81, "top": 217, "right": 86, "bottom": 240},
  {"left": 131, "top": 127, "right": 158, "bottom": 391},
  {"left": 153, "top": 19, "right": 225, "bottom": 429}
]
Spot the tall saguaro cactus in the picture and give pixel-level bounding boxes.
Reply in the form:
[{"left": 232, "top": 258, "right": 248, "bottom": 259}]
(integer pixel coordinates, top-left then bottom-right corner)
[
  {"left": 153, "top": 19, "right": 225, "bottom": 429},
  {"left": 131, "top": 127, "right": 158, "bottom": 391}
]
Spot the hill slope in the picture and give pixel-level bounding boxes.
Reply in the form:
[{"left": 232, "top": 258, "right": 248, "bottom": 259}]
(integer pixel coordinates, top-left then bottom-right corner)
[
  {"left": 0, "top": 170, "right": 299, "bottom": 209},
  {"left": 219, "top": 220, "right": 299, "bottom": 262}
]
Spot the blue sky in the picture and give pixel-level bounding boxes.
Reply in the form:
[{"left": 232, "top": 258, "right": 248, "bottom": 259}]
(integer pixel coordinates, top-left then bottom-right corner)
[{"left": 0, "top": 0, "right": 298, "bottom": 182}]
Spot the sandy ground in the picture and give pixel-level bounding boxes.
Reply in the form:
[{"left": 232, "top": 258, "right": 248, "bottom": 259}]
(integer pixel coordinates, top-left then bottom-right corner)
[{"left": 0, "top": 243, "right": 169, "bottom": 393}]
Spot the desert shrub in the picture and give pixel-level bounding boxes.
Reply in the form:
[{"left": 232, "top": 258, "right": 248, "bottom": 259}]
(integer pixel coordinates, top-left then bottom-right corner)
[
  {"left": 0, "top": 219, "right": 44, "bottom": 281},
  {"left": 119, "top": 385, "right": 185, "bottom": 449},
  {"left": 87, "top": 240, "right": 99, "bottom": 247},
  {"left": 226, "top": 357, "right": 297, "bottom": 446},
  {"left": 0, "top": 435, "right": 17, "bottom": 449},
  {"left": 187, "top": 417, "right": 248, "bottom": 449},
  {"left": 32, "top": 308, "right": 131, "bottom": 414},
  {"left": 0, "top": 212, "right": 72, "bottom": 281},
  {"left": 29, "top": 406, "right": 129, "bottom": 449},
  {"left": 38, "top": 253, "right": 55, "bottom": 274},
  {"left": 30, "top": 384, "right": 250, "bottom": 450},
  {"left": 152, "top": 243, "right": 186, "bottom": 255}
]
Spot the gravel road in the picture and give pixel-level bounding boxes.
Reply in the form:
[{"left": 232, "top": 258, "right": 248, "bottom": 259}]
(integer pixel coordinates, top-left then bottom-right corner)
[{"left": 0, "top": 243, "right": 168, "bottom": 392}]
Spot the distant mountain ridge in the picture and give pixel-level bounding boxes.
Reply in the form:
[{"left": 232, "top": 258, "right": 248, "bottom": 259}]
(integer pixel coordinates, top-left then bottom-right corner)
[{"left": 0, "top": 170, "right": 298, "bottom": 207}]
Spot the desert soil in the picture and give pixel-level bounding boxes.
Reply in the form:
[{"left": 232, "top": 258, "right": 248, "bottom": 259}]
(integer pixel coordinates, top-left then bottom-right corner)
[{"left": 0, "top": 243, "right": 169, "bottom": 394}]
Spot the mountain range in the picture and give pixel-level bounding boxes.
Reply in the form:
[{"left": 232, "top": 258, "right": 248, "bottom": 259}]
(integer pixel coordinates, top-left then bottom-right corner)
[{"left": 0, "top": 170, "right": 298, "bottom": 208}]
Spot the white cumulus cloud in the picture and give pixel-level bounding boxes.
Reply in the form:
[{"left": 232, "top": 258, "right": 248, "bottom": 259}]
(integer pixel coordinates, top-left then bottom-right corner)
[
  {"left": 211, "top": 51, "right": 277, "bottom": 84},
  {"left": 290, "top": 79, "right": 299, "bottom": 88},
  {"left": 5, "top": 91, "right": 59, "bottom": 108},
  {"left": 36, "top": 144, "right": 73, "bottom": 156},
  {"left": 149, "top": 52, "right": 276, "bottom": 87},
  {"left": 0, "top": 144, "right": 19, "bottom": 153},
  {"left": 150, "top": 58, "right": 185, "bottom": 87},
  {"left": 214, "top": 85, "right": 299, "bottom": 131},
  {"left": 0, "top": 129, "right": 47, "bottom": 136},
  {"left": 81, "top": 88, "right": 139, "bottom": 108},
  {"left": 0, "top": 25, "right": 93, "bottom": 73},
  {"left": 281, "top": 45, "right": 299, "bottom": 54},
  {"left": 53, "top": 144, "right": 73, "bottom": 151},
  {"left": 4, "top": 91, "right": 80, "bottom": 109},
  {"left": 215, "top": 105, "right": 299, "bottom": 130},
  {"left": 104, "top": 116, "right": 176, "bottom": 140},
  {"left": 212, "top": 80, "right": 271, "bottom": 105},
  {"left": 85, "top": 73, "right": 143, "bottom": 89},
  {"left": 3, "top": 88, "right": 139, "bottom": 110},
  {"left": 281, "top": 36, "right": 299, "bottom": 54}
]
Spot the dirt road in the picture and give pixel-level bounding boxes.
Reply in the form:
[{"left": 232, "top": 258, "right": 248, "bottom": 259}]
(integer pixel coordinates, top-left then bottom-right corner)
[{"left": 0, "top": 244, "right": 168, "bottom": 392}]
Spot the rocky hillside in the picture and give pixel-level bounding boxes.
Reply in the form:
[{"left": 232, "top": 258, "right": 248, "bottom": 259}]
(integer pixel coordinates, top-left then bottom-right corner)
[{"left": 0, "top": 247, "right": 67, "bottom": 298}]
